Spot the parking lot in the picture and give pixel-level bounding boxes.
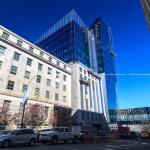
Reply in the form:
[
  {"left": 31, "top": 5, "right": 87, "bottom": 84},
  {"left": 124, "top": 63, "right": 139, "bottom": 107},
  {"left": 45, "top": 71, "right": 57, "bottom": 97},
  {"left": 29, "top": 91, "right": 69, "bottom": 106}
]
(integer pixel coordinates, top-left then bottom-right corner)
[{"left": 1, "top": 139, "right": 150, "bottom": 150}]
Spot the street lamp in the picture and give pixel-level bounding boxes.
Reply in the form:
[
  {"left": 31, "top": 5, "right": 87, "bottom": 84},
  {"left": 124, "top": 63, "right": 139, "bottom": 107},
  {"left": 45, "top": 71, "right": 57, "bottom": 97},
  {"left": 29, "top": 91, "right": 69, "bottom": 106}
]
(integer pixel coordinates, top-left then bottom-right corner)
[{"left": 21, "top": 75, "right": 37, "bottom": 128}]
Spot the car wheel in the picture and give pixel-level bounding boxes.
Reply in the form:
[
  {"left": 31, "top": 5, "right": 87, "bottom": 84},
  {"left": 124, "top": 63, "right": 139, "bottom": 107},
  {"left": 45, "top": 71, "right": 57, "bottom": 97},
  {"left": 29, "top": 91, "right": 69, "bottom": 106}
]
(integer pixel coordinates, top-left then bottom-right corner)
[
  {"left": 64, "top": 140, "right": 68, "bottom": 143},
  {"left": 51, "top": 136, "right": 57, "bottom": 144},
  {"left": 41, "top": 141, "right": 47, "bottom": 144},
  {"left": 2, "top": 140, "right": 11, "bottom": 148},
  {"left": 73, "top": 136, "right": 77, "bottom": 143},
  {"left": 29, "top": 139, "right": 36, "bottom": 146}
]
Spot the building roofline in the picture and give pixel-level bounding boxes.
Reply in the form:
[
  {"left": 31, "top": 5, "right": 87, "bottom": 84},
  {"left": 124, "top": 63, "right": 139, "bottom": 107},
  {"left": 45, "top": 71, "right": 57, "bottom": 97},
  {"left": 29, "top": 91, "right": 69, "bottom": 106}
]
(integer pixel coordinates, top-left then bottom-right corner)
[
  {"left": 0, "top": 25, "right": 72, "bottom": 74},
  {"left": 35, "top": 9, "right": 86, "bottom": 43},
  {"left": 0, "top": 25, "right": 71, "bottom": 68}
]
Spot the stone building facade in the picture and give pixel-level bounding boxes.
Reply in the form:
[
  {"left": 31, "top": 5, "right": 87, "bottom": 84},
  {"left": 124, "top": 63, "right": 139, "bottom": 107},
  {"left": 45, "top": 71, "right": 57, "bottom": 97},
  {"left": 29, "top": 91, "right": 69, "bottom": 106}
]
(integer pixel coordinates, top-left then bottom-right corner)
[{"left": 0, "top": 25, "right": 72, "bottom": 130}]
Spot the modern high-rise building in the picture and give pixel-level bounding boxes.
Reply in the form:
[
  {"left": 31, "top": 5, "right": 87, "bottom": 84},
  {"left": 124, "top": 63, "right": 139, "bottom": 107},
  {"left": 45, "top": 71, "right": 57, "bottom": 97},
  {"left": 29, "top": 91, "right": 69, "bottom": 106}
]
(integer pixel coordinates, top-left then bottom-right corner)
[
  {"left": 36, "top": 9, "right": 117, "bottom": 118},
  {"left": 36, "top": 9, "right": 90, "bottom": 68},
  {"left": 90, "top": 18, "right": 117, "bottom": 110},
  {"left": 141, "top": 0, "right": 150, "bottom": 30}
]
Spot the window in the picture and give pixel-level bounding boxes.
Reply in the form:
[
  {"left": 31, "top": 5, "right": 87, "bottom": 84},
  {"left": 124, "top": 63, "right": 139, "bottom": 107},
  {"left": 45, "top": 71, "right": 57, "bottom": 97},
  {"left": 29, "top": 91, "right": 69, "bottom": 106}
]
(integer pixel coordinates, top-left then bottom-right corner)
[
  {"left": 44, "top": 107, "right": 49, "bottom": 116},
  {"left": 63, "top": 75, "right": 67, "bottom": 81},
  {"left": 57, "top": 61, "right": 59, "bottom": 66},
  {"left": 85, "top": 99, "right": 88, "bottom": 110},
  {"left": 85, "top": 86, "right": 88, "bottom": 94},
  {"left": 26, "top": 58, "right": 32, "bottom": 66},
  {"left": 38, "top": 63, "right": 43, "bottom": 71},
  {"left": 82, "top": 111, "right": 85, "bottom": 120},
  {"left": 64, "top": 65, "right": 66, "bottom": 70},
  {"left": 63, "top": 96, "right": 67, "bottom": 102},
  {"left": 36, "top": 75, "right": 41, "bottom": 83},
  {"left": 13, "top": 52, "right": 20, "bottom": 61},
  {"left": 56, "top": 82, "right": 59, "bottom": 89},
  {"left": 0, "top": 45, "right": 6, "bottom": 55},
  {"left": 7, "top": 81, "right": 14, "bottom": 90},
  {"left": 29, "top": 46, "right": 34, "bottom": 53},
  {"left": 2, "top": 32, "right": 9, "bottom": 39},
  {"left": 24, "top": 71, "right": 30, "bottom": 79},
  {"left": 79, "top": 67, "right": 82, "bottom": 72},
  {"left": 48, "top": 67, "right": 52, "bottom": 74},
  {"left": 64, "top": 128, "right": 69, "bottom": 132},
  {"left": 55, "top": 93, "right": 59, "bottom": 101},
  {"left": 2, "top": 100, "right": 11, "bottom": 112},
  {"left": 0, "top": 61, "right": 2, "bottom": 69},
  {"left": 22, "top": 84, "right": 27, "bottom": 92},
  {"left": 56, "top": 71, "right": 60, "bottom": 78},
  {"left": 10, "top": 66, "right": 17, "bottom": 75},
  {"left": 39, "top": 52, "right": 44, "bottom": 57},
  {"left": 63, "top": 85, "right": 66, "bottom": 91},
  {"left": 17, "top": 40, "right": 23, "bottom": 47},
  {"left": 49, "top": 57, "right": 52, "bottom": 62},
  {"left": 59, "top": 128, "right": 64, "bottom": 132},
  {"left": 84, "top": 70, "right": 86, "bottom": 74},
  {"left": 35, "top": 88, "right": 40, "bottom": 96},
  {"left": 46, "top": 91, "right": 50, "bottom": 98},
  {"left": 47, "top": 79, "right": 51, "bottom": 86}
]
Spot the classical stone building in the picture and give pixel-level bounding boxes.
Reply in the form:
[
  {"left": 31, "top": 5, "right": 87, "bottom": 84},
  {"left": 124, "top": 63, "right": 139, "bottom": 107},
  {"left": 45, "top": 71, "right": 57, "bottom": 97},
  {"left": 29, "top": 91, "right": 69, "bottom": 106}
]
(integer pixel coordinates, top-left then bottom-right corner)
[
  {"left": 0, "top": 25, "right": 72, "bottom": 130},
  {"left": 70, "top": 62, "right": 109, "bottom": 132}
]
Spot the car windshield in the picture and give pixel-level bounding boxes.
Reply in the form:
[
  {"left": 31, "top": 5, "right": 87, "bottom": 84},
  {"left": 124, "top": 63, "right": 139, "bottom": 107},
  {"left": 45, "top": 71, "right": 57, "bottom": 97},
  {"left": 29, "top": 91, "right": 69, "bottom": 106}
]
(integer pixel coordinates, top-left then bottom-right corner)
[{"left": 7, "top": 130, "right": 18, "bottom": 135}]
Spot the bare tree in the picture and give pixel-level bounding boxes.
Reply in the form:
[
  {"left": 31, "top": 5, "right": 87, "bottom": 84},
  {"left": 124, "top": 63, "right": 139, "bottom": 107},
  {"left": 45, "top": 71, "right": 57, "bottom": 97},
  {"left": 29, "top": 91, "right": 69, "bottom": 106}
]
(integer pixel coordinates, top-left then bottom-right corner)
[
  {"left": 24, "top": 104, "right": 46, "bottom": 129},
  {"left": 0, "top": 107, "right": 14, "bottom": 126},
  {"left": 49, "top": 109, "right": 58, "bottom": 127}
]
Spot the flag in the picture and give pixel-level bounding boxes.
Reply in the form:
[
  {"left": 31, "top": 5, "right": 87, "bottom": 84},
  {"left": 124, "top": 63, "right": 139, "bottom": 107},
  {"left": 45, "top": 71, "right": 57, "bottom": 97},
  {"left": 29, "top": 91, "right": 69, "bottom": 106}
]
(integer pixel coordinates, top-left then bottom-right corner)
[{"left": 22, "top": 88, "right": 28, "bottom": 105}]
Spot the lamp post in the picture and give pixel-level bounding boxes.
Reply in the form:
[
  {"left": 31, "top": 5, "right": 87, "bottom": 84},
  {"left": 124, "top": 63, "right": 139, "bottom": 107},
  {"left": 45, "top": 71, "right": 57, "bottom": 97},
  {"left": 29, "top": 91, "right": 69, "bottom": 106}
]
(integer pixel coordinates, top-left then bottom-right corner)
[{"left": 21, "top": 75, "right": 37, "bottom": 128}]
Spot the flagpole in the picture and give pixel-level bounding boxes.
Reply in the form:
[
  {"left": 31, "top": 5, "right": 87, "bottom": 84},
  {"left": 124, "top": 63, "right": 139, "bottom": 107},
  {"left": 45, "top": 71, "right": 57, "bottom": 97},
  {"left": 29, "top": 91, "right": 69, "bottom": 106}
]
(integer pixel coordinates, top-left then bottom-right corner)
[
  {"left": 21, "top": 75, "right": 37, "bottom": 128},
  {"left": 21, "top": 103, "right": 26, "bottom": 128}
]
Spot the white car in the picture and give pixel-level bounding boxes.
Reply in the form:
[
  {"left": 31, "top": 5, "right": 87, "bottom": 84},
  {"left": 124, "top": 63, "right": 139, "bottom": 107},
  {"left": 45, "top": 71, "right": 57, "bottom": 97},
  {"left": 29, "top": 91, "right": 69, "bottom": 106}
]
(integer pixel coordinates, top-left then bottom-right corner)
[{"left": 39, "top": 127, "right": 80, "bottom": 144}]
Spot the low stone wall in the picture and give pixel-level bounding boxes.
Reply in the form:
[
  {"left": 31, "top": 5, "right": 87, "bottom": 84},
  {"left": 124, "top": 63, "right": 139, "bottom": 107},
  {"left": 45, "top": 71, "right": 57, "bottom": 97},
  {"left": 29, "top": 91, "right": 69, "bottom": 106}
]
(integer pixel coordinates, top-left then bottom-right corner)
[{"left": 82, "top": 135, "right": 110, "bottom": 143}]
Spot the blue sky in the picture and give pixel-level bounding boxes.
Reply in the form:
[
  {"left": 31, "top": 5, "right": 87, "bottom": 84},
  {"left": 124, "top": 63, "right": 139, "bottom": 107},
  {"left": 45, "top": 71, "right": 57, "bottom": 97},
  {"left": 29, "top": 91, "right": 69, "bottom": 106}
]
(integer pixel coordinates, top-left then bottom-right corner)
[{"left": 0, "top": 0, "right": 150, "bottom": 108}]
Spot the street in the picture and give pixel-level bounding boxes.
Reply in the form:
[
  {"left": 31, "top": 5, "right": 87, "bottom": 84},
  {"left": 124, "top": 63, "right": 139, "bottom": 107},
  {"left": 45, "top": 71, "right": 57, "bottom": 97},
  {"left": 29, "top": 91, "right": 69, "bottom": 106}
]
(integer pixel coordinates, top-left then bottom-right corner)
[{"left": 1, "top": 139, "right": 150, "bottom": 150}]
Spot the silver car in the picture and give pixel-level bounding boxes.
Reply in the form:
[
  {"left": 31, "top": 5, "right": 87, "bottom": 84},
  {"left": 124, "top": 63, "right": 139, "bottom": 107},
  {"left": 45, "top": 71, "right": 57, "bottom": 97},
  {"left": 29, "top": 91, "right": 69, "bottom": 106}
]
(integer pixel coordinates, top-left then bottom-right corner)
[{"left": 0, "top": 129, "right": 37, "bottom": 148}]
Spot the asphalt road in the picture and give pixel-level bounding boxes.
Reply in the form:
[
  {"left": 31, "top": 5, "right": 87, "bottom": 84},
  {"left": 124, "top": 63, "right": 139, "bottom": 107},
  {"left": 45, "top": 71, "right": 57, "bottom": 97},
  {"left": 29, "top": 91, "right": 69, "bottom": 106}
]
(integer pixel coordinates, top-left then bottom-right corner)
[{"left": 1, "top": 139, "right": 150, "bottom": 150}]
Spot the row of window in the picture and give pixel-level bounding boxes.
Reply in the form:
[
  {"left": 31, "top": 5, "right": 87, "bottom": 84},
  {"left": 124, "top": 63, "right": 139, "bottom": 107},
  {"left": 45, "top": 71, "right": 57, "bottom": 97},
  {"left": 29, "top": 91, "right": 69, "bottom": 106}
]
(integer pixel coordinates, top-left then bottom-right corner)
[
  {"left": 1, "top": 32, "right": 68, "bottom": 71},
  {"left": 10, "top": 66, "right": 67, "bottom": 81},
  {"left": 79, "top": 67, "right": 98, "bottom": 79},
  {"left": 8, "top": 52, "right": 67, "bottom": 80},
  {"left": 7, "top": 80, "right": 67, "bottom": 102},
  {"left": 7, "top": 81, "right": 67, "bottom": 102}
]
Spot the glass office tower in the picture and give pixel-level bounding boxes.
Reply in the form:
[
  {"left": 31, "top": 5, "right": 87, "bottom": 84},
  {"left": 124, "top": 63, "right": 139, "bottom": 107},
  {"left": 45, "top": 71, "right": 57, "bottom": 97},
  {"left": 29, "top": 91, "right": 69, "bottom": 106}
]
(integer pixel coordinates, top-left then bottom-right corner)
[
  {"left": 90, "top": 18, "right": 117, "bottom": 110},
  {"left": 36, "top": 9, "right": 90, "bottom": 68},
  {"left": 36, "top": 10, "right": 117, "bottom": 114}
]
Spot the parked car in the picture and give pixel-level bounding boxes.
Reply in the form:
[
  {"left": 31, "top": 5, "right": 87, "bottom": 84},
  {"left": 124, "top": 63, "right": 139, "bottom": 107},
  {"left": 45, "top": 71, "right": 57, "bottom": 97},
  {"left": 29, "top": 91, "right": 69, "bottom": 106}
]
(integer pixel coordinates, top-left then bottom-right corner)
[
  {"left": 140, "top": 132, "right": 150, "bottom": 139},
  {"left": 0, "top": 129, "right": 37, "bottom": 148},
  {"left": 39, "top": 127, "right": 80, "bottom": 144},
  {"left": 0, "top": 130, "right": 11, "bottom": 135},
  {"left": 37, "top": 129, "right": 52, "bottom": 141}
]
